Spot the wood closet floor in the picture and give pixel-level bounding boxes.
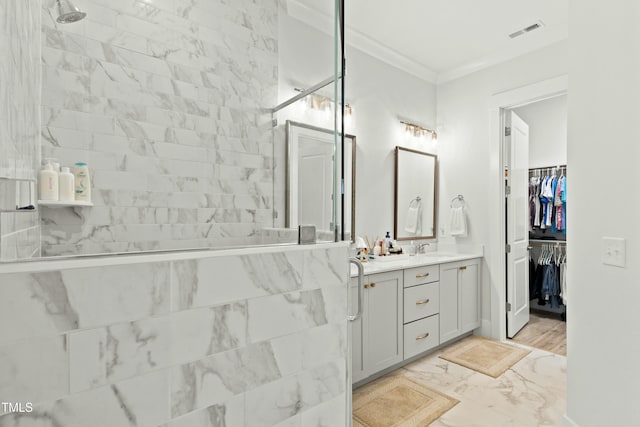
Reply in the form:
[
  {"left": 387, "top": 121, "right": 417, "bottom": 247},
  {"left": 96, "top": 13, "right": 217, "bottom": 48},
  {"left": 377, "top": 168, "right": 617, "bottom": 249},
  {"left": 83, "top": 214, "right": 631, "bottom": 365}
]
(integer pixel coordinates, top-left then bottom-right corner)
[{"left": 510, "top": 312, "right": 566, "bottom": 356}]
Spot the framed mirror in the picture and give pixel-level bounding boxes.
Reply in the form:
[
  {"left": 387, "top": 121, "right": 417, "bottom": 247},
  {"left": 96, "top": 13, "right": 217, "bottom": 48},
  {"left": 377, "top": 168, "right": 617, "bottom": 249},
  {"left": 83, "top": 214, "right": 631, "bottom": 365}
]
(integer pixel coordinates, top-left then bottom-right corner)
[
  {"left": 286, "top": 121, "right": 356, "bottom": 241},
  {"left": 394, "top": 146, "right": 438, "bottom": 240}
]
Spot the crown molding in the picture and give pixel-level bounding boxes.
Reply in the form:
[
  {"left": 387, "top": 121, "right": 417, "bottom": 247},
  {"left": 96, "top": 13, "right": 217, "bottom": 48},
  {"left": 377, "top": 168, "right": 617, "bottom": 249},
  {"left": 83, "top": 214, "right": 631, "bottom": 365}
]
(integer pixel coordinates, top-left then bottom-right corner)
[
  {"left": 286, "top": 0, "right": 567, "bottom": 86},
  {"left": 437, "top": 32, "right": 568, "bottom": 84},
  {"left": 286, "top": 0, "right": 438, "bottom": 84}
]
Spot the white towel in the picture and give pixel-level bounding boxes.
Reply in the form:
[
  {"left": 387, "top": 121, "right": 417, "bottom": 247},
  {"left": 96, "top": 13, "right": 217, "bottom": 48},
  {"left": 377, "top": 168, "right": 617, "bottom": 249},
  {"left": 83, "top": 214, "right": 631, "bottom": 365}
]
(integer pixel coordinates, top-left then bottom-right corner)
[
  {"left": 450, "top": 206, "right": 467, "bottom": 237},
  {"left": 404, "top": 204, "right": 421, "bottom": 234}
]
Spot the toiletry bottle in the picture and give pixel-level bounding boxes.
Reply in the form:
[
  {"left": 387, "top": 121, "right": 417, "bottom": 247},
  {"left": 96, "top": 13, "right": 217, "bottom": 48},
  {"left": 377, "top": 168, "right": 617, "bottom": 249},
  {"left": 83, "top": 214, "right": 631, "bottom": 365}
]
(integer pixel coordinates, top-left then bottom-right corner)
[
  {"left": 384, "top": 232, "right": 392, "bottom": 248},
  {"left": 39, "top": 161, "right": 59, "bottom": 201},
  {"left": 74, "top": 162, "right": 91, "bottom": 202},
  {"left": 59, "top": 167, "right": 75, "bottom": 202}
]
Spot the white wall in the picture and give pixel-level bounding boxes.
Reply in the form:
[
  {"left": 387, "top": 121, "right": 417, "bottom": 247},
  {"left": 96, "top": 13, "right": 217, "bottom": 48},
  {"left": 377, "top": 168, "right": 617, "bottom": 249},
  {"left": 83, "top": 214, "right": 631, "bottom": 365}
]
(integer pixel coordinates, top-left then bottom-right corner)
[
  {"left": 277, "top": 14, "right": 437, "bottom": 242},
  {"left": 436, "top": 41, "right": 568, "bottom": 335},
  {"left": 514, "top": 95, "right": 567, "bottom": 168},
  {"left": 565, "top": 1, "right": 640, "bottom": 426}
]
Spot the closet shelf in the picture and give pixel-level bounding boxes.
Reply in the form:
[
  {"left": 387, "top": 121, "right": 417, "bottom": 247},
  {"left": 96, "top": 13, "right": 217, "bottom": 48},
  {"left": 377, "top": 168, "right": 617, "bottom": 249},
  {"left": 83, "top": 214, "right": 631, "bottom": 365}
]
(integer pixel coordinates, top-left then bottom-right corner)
[{"left": 38, "top": 200, "right": 93, "bottom": 208}]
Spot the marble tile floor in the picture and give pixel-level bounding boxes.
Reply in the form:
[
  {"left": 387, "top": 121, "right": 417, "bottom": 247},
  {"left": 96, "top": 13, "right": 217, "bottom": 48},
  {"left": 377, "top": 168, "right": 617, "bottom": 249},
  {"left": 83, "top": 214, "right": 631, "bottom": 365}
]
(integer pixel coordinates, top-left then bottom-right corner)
[{"left": 362, "top": 336, "right": 567, "bottom": 427}]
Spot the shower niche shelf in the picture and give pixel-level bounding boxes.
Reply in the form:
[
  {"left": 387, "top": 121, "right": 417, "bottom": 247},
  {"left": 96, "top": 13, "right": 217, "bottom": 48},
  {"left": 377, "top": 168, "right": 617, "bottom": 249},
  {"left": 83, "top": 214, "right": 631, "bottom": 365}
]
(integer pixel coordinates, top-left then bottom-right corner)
[{"left": 38, "top": 200, "right": 93, "bottom": 208}]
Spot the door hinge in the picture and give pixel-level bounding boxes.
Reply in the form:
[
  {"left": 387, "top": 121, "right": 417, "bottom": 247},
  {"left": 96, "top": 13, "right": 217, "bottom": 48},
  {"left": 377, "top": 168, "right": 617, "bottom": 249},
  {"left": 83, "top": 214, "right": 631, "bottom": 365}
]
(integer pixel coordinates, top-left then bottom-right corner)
[
  {"left": 273, "top": 210, "right": 278, "bottom": 219},
  {"left": 272, "top": 118, "right": 278, "bottom": 127},
  {"left": 506, "top": 244, "right": 511, "bottom": 253},
  {"left": 505, "top": 127, "right": 511, "bottom": 136},
  {"left": 505, "top": 185, "right": 511, "bottom": 196},
  {"left": 507, "top": 302, "right": 512, "bottom": 312}
]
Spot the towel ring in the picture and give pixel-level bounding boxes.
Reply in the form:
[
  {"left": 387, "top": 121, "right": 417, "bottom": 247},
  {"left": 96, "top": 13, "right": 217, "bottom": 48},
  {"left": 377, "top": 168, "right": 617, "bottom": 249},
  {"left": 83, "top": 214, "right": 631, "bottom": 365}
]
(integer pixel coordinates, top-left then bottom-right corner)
[
  {"left": 409, "top": 196, "right": 422, "bottom": 205},
  {"left": 450, "top": 194, "right": 465, "bottom": 208}
]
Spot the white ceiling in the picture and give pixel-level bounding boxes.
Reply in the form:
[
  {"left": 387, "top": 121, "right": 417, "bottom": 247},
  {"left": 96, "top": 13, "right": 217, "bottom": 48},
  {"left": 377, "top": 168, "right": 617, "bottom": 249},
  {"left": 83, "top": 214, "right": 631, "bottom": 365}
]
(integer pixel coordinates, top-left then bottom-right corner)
[{"left": 287, "top": 0, "right": 569, "bottom": 83}]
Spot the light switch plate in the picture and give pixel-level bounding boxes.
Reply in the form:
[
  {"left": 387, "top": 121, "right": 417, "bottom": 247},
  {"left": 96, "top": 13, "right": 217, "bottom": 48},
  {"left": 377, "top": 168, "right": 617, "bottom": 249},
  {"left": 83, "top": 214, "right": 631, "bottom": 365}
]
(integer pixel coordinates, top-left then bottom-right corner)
[{"left": 602, "top": 237, "right": 626, "bottom": 268}]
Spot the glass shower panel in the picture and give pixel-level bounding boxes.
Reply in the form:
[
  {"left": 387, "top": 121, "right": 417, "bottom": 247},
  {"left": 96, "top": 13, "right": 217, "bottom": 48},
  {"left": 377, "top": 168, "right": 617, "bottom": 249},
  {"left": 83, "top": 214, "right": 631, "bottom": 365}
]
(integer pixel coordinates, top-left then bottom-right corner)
[
  {"left": 0, "top": 0, "right": 343, "bottom": 259},
  {"left": 268, "top": 0, "right": 344, "bottom": 244}
]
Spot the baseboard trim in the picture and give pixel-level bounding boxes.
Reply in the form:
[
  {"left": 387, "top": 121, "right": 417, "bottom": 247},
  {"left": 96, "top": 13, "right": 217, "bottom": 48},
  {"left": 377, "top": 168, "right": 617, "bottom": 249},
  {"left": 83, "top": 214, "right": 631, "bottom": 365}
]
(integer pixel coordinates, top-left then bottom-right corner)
[{"left": 563, "top": 414, "right": 579, "bottom": 427}]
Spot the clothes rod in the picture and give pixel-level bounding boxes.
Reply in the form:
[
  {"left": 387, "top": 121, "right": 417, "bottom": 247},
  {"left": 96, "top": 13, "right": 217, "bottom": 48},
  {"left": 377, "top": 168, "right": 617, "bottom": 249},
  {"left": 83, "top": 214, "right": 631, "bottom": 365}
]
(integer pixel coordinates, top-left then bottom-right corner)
[
  {"left": 529, "top": 239, "right": 567, "bottom": 245},
  {"left": 529, "top": 165, "right": 567, "bottom": 170},
  {"left": 271, "top": 74, "right": 342, "bottom": 114}
]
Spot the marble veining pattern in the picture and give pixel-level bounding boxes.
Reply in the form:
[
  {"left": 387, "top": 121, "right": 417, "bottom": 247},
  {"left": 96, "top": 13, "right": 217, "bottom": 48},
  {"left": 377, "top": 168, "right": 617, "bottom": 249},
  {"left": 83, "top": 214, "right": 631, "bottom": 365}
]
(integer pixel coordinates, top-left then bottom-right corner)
[
  {"left": 0, "top": 211, "right": 41, "bottom": 261},
  {"left": 244, "top": 360, "right": 346, "bottom": 427},
  {"left": 377, "top": 337, "right": 567, "bottom": 427},
  {"left": 0, "top": 245, "right": 349, "bottom": 427},
  {"left": 170, "top": 341, "right": 282, "bottom": 417},
  {"left": 0, "top": 0, "right": 40, "bottom": 181},
  {"left": 0, "top": 0, "right": 41, "bottom": 261},
  {"left": 0, "top": 262, "right": 170, "bottom": 343},
  {"left": 39, "top": 0, "right": 280, "bottom": 255},
  {"left": 171, "top": 251, "right": 303, "bottom": 310},
  {"left": 247, "top": 289, "right": 328, "bottom": 343}
]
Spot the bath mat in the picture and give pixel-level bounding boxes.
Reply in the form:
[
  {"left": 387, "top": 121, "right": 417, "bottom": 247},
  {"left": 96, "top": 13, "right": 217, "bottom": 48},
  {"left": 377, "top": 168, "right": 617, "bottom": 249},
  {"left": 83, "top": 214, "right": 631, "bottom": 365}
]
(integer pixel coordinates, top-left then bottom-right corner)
[
  {"left": 439, "top": 336, "right": 530, "bottom": 378},
  {"left": 352, "top": 376, "right": 459, "bottom": 427}
]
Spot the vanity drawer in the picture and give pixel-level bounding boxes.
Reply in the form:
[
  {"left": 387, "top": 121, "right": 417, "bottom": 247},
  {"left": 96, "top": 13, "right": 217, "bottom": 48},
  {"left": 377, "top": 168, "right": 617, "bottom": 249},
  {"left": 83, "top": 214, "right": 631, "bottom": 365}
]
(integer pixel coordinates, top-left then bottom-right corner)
[
  {"left": 404, "top": 315, "right": 440, "bottom": 360},
  {"left": 404, "top": 282, "right": 439, "bottom": 323},
  {"left": 404, "top": 264, "right": 439, "bottom": 287}
]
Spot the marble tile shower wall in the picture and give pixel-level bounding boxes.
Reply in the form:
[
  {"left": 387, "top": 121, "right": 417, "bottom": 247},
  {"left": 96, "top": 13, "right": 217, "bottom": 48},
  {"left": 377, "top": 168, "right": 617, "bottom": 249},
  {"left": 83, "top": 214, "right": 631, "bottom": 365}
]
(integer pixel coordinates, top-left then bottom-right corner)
[
  {"left": 0, "top": 1, "right": 42, "bottom": 260},
  {"left": 0, "top": 0, "right": 41, "bottom": 180},
  {"left": 0, "top": 245, "right": 349, "bottom": 427},
  {"left": 40, "top": 0, "right": 279, "bottom": 256}
]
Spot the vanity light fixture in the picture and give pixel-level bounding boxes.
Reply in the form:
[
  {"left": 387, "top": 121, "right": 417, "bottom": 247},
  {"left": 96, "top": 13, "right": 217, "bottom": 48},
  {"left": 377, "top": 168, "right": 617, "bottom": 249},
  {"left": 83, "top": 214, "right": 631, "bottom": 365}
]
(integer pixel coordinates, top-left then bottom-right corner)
[
  {"left": 294, "top": 88, "right": 353, "bottom": 119},
  {"left": 400, "top": 120, "right": 437, "bottom": 141}
]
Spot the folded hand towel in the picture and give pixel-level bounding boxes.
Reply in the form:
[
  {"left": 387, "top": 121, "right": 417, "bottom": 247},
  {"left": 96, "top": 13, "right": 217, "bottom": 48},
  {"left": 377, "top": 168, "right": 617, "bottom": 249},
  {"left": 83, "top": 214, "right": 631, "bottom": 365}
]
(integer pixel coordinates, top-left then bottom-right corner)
[
  {"left": 405, "top": 204, "right": 421, "bottom": 234},
  {"left": 450, "top": 206, "right": 467, "bottom": 237}
]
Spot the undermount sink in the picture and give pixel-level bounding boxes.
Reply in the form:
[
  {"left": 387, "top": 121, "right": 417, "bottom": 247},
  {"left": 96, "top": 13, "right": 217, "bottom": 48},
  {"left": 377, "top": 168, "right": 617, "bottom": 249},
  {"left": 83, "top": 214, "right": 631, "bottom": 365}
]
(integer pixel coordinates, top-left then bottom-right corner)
[
  {"left": 418, "top": 252, "right": 458, "bottom": 258},
  {"left": 374, "top": 253, "right": 410, "bottom": 262}
]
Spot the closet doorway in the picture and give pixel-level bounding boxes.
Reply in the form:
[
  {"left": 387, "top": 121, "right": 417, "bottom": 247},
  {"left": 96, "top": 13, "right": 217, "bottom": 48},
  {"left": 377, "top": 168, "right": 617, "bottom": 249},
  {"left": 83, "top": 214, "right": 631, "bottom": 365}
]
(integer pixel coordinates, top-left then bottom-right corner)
[{"left": 504, "top": 94, "right": 568, "bottom": 355}]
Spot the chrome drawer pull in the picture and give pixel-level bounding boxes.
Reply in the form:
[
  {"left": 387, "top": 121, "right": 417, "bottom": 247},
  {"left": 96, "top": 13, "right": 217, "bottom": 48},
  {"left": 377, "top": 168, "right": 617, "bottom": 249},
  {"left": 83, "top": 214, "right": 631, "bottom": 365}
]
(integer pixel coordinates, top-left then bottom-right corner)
[
  {"left": 415, "top": 272, "right": 430, "bottom": 278},
  {"left": 416, "top": 299, "right": 430, "bottom": 305},
  {"left": 416, "top": 332, "right": 430, "bottom": 340}
]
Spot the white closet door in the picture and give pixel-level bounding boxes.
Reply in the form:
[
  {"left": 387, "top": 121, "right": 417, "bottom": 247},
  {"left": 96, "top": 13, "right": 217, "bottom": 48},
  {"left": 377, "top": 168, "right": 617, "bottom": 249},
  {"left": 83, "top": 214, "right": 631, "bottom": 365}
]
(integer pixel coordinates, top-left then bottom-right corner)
[{"left": 507, "top": 111, "right": 530, "bottom": 338}]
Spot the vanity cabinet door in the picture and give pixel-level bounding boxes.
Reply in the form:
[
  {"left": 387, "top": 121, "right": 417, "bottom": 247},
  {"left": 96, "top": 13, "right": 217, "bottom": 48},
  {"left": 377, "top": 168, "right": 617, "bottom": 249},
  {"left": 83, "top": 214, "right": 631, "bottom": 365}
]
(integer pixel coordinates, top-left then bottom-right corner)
[
  {"left": 439, "top": 263, "right": 461, "bottom": 343},
  {"left": 350, "top": 275, "right": 367, "bottom": 384},
  {"left": 365, "top": 270, "right": 403, "bottom": 375},
  {"left": 440, "top": 259, "right": 482, "bottom": 344},
  {"left": 460, "top": 259, "right": 481, "bottom": 333}
]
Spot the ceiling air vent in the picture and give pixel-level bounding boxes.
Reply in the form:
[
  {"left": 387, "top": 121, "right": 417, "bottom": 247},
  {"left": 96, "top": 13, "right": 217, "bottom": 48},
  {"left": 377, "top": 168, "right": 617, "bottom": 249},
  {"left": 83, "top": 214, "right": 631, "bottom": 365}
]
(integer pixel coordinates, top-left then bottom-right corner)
[{"left": 508, "top": 20, "right": 545, "bottom": 39}]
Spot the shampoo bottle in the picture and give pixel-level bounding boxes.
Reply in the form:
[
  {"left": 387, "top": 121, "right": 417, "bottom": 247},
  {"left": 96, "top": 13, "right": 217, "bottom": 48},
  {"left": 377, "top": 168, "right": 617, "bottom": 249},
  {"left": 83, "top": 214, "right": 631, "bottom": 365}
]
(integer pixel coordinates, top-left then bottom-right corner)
[
  {"left": 73, "top": 162, "right": 91, "bottom": 202},
  {"left": 384, "top": 231, "right": 392, "bottom": 248},
  {"left": 59, "top": 167, "right": 75, "bottom": 202},
  {"left": 39, "top": 162, "right": 59, "bottom": 201}
]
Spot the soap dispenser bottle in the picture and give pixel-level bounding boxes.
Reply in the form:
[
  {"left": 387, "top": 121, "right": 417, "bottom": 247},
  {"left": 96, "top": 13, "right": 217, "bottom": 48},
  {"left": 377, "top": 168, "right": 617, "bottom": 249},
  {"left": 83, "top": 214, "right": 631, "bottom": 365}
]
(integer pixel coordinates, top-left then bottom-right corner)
[
  {"left": 384, "top": 231, "right": 392, "bottom": 249},
  {"left": 39, "top": 161, "right": 59, "bottom": 201},
  {"left": 59, "top": 167, "right": 75, "bottom": 202}
]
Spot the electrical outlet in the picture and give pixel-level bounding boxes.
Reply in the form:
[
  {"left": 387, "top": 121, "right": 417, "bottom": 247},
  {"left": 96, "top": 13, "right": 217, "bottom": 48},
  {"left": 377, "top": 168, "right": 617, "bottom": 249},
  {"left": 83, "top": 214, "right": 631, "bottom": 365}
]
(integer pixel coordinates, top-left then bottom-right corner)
[{"left": 602, "top": 237, "right": 626, "bottom": 268}]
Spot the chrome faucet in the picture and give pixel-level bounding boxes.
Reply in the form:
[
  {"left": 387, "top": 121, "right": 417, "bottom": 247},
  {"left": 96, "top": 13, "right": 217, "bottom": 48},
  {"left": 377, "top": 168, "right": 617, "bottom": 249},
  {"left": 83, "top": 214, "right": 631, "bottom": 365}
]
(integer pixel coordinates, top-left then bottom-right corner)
[
  {"left": 410, "top": 241, "right": 430, "bottom": 255},
  {"left": 416, "top": 242, "right": 430, "bottom": 254}
]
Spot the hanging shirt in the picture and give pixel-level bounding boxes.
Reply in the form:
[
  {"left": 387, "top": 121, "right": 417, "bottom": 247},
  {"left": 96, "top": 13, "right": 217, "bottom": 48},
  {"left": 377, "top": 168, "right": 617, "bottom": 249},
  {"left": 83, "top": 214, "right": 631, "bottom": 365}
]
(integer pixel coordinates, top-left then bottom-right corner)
[
  {"left": 533, "top": 177, "right": 542, "bottom": 227},
  {"left": 540, "top": 176, "right": 549, "bottom": 229},
  {"left": 543, "top": 176, "right": 555, "bottom": 228}
]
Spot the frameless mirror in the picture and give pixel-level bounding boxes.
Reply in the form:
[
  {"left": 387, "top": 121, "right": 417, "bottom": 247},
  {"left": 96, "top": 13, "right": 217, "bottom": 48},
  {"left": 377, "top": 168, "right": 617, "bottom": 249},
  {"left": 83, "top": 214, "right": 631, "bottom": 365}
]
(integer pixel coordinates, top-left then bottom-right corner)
[
  {"left": 286, "top": 121, "right": 355, "bottom": 241},
  {"left": 394, "top": 146, "right": 437, "bottom": 240}
]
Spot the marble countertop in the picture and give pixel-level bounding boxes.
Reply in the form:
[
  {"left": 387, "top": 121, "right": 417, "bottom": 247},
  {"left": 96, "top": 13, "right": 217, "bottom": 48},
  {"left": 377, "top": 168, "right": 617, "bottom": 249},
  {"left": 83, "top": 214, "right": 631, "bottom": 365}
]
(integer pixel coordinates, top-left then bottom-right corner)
[{"left": 350, "top": 251, "right": 483, "bottom": 277}]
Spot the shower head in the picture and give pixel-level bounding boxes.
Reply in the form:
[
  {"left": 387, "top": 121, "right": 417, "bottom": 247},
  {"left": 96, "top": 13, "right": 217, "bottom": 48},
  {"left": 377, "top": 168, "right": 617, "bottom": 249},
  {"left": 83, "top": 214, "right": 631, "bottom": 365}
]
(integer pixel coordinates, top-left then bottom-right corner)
[{"left": 55, "top": 0, "right": 87, "bottom": 24}]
